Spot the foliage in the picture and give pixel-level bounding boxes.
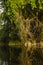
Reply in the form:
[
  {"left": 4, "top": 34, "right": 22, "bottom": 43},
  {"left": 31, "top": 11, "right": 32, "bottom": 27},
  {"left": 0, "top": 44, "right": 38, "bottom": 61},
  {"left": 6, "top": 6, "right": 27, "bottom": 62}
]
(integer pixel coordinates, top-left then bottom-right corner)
[
  {"left": 0, "top": 0, "right": 43, "bottom": 65},
  {"left": 2, "top": 0, "right": 43, "bottom": 19},
  {"left": 0, "top": 0, "right": 42, "bottom": 44}
]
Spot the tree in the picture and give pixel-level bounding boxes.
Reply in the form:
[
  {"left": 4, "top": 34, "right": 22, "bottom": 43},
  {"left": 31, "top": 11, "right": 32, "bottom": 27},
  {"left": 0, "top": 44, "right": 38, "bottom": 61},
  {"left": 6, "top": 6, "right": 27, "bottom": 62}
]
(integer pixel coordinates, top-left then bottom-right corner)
[
  {"left": 2, "top": 0, "right": 43, "bottom": 43},
  {"left": 1, "top": 0, "right": 43, "bottom": 65}
]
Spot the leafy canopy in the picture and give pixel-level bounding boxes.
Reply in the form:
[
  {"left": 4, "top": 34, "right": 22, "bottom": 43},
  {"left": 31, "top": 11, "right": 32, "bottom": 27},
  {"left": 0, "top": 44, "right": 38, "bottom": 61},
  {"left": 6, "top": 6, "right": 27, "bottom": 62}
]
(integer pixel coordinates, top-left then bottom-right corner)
[
  {"left": 2, "top": 0, "right": 43, "bottom": 20},
  {"left": 1, "top": 0, "right": 43, "bottom": 43}
]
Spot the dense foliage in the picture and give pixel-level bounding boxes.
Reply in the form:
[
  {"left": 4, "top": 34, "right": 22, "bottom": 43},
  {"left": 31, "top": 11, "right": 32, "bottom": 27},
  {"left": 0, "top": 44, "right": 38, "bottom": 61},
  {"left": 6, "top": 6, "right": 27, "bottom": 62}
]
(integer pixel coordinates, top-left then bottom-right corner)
[
  {"left": 0, "top": 0, "right": 43, "bottom": 65},
  {"left": 1, "top": 0, "right": 43, "bottom": 43}
]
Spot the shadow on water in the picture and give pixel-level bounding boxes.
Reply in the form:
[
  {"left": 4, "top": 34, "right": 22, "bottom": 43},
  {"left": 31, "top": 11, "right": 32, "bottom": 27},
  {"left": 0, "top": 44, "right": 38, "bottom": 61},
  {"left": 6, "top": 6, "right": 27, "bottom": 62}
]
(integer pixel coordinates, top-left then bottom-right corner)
[{"left": 0, "top": 46, "right": 22, "bottom": 65}]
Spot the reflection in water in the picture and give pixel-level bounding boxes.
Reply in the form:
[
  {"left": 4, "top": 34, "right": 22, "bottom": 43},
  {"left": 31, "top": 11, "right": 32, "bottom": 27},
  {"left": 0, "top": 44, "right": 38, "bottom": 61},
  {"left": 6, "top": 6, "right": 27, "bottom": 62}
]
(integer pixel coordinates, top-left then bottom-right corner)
[
  {"left": 0, "top": 60, "right": 8, "bottom": 65},
  {"left": 3, "top": 61, "right": 8, "bottom": 65}
]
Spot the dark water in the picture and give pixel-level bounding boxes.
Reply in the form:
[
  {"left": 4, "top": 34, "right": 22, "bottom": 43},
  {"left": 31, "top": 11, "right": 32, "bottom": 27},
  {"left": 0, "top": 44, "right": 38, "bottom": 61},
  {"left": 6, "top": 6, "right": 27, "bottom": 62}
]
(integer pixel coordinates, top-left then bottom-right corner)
[{"left": 0, "top": 46, "right": 43, "bottom": 65}]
